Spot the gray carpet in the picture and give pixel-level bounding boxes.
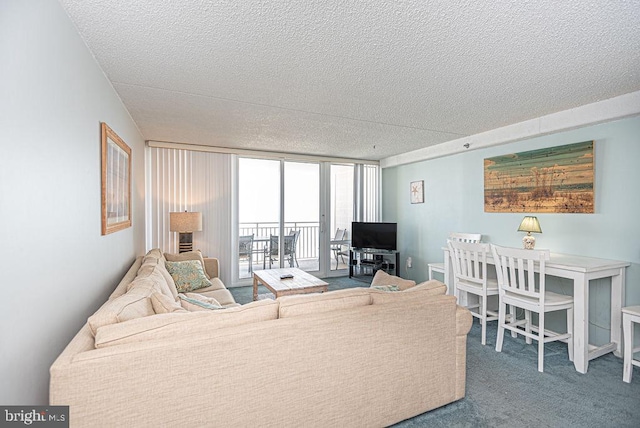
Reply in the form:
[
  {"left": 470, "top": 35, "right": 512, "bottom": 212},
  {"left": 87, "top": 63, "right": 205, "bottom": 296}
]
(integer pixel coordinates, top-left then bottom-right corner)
[
  {"left": 394, "top": 322, "right": 640, "bottom": 427},
  {"left": 230, "top": 277, "right": 640, "bottom": 427}
]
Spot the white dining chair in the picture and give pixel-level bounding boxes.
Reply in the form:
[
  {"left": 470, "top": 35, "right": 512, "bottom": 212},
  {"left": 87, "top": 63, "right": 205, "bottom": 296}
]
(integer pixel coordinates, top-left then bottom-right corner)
[
  {"left": 448, "top": 240, "right": 500, "bottom": 345},
  {"left": 427, "top": 232, "right": 482, "bottom": 281},
  {"left": 491, "top": 244, "right": 574, "bottom": 372}
]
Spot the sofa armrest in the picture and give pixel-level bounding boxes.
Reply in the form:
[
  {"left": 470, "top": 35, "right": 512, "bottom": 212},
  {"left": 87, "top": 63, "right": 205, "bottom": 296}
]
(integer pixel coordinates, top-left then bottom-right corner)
[
  {"left": 456, "top": 305, "right": 473, "bottom": 336},
  {"left": 454, "top": 305, "right": 473, "bottom": 400},
  {"left": 203, "top": 258, "right": 219, "bottom": 278}
]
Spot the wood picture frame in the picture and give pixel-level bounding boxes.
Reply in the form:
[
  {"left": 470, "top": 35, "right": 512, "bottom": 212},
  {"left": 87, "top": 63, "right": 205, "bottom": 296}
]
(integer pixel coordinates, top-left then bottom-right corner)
[
  {"left": 410, "top": 180, "right": 424, "bottom": 204},
  {"left": 484, "top": 140, "right": 594, "bottom": 213},
  {"left": 101, "top": 122, "right": 132, "bottom": 235}
]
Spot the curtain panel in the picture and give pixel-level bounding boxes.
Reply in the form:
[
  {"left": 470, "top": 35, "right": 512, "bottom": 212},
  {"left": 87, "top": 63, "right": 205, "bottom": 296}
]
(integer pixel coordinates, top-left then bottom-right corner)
[{"left": 146, "top": 147, "right": 233, "bottom": 285}]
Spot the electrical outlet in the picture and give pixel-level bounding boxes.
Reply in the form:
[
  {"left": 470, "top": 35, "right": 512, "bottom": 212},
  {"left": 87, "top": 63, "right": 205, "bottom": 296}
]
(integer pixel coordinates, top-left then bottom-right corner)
[{"left": 406, "top": 257, "right": 412, "bottom": 268}]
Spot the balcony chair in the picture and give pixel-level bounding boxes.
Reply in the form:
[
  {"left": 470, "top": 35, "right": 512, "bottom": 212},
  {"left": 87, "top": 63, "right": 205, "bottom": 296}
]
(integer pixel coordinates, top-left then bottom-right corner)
[
  {"left": 238, "top": 234, "right": 255, "bottom": 273},
  {"left": 491, "top": 244, "right": 574, "bottom": 373},
  {"left": 267, "top": 230, "right": 300, "bottom": 269},
  {"left": 331, "top": 228, "right": 348, "bottom": 270}
]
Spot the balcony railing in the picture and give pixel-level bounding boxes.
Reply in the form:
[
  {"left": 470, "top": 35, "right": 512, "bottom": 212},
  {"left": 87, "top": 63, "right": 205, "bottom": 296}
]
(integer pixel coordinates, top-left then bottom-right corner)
[{"left": 239, "top": 222, "right": 320, "bottom": 263}]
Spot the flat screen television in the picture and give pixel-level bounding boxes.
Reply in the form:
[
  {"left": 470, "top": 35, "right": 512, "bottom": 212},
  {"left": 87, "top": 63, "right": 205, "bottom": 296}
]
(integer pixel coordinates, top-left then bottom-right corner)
[{"left": 351, "top": 222, "right": 397, "bottom": 251}]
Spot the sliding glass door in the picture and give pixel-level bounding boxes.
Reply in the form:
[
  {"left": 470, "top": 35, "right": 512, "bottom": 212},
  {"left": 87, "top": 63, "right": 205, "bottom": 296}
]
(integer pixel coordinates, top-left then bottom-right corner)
[
  {"left": 238, "top": 158, "right": 280, "bottom": 278},
  {"left": 237, "top": 158, "right": 320, "bottom": 279},
  {"left": 284, "top": 161, "right": 320, "bottom": 272},
  {"left": 327, "top": 164, "right": 354, "bottom": 273},
  {"left": 237, "top": 157, "right": 378, "bottom": 282}
]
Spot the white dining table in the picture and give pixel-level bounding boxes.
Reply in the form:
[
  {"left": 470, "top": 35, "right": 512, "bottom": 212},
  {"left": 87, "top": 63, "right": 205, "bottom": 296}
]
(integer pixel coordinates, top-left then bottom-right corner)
[{"left": 442, "top": 247, "right": 630, "bottom": 374}]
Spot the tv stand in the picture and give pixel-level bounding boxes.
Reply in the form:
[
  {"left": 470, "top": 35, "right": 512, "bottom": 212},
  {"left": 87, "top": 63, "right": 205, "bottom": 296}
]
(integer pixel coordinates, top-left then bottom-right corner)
[{"left": 349, "top": 248, "right": 400, "bottom": 281}]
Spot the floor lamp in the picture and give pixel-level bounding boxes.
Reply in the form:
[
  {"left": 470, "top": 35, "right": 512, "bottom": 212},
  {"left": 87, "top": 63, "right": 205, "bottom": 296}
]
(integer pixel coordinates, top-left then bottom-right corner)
[{"left": 170, "top": 211, "right": 202, "bottom": 253}]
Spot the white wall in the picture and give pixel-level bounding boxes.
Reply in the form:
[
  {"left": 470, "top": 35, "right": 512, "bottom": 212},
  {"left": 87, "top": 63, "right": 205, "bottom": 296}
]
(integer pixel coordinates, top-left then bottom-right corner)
[
  {"left": 383, "top": 116, "right": 640, "bottom": 345},
  {"left": 0, "top": 1, "right": 145, "bottom": 404}
]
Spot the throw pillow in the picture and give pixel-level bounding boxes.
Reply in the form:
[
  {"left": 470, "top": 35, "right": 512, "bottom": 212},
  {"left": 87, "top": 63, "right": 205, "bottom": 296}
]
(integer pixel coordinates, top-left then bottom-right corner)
[
  {"left": 371, "top": 285, "right": 400, "bottom": 292},
  {"left": 178, "top": 293, "right": 224, "bottom": 311},
  {"left": 164, "top": 250, "right": 210, "bottom": 279},
  {"left": 404, "top": 280, "right": 447, "bottom": 296},
  {"left": 370, "top": 270, "right": 416, "bottom": 291},
  {"left": 150, "top": 291, "right": 186, "bottom": 314},
  {"left": 165, "top": 260, "right": 213, "bottom": 292}
]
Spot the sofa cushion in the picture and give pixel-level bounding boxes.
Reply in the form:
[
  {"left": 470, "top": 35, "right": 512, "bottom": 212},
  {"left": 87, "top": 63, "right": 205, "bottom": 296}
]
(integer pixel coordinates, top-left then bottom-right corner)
[
  {"left": 164, "top": 250, "right": 210, "bottom": 279},
  {"left": 150, "top": 292, "right": 187, "bottom": 314},
  {"left": 94, "top": 299, "right": 279, "bottom": 348},
  {"left": 202, "top": 258, "right": 219, "bottom": 279},
  {"left": 278, "top": 288, "right": 372, "bottom": 318},
  {"left": 195, "top": 277, "right": 238, "bottom": 307},
  {"left": 88, "top": 292, "right": 154, "bottom": 336},
  {"left": 178, "top": 293, "right": 224, "bottom": 311},
  {"left": 126, "top": 263, "right": 156, "bottom": 290},
  {"left": 191, "top": 276, "right": 226, "bottom": 292},
  {"left": 370, "top": 270, "right": 416, "bottom": 291},
  {"left": 197, "top": 289, "right": 239, "bottom": 307},
  {"left": 142, "top": 248, "right": 164, "bottom": 263},
  {"left": 127, "top": 264, "right": 177, "bottom": 300},
  {"left": 133, "top": 256, "right": 179, "bottom": 300},
  {"left": 157, "top": 266, "right": 179, "bottom": 299},
  {"left": 165, "top": 260, "right": 212, "bottom": 292}
]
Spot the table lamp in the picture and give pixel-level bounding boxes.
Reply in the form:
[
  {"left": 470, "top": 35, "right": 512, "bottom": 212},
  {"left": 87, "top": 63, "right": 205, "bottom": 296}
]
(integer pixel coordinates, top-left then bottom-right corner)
[
  {"left": 170, "top": 211, "right": 202, "bottom": 253},
  {"left": 517, "top": 216, "right": 542, "bottom": 249}
]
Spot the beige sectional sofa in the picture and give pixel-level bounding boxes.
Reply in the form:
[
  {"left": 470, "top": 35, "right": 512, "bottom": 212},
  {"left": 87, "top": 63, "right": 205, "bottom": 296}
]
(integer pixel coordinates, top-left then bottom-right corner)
[{"left": 50, "top": 249, "right": 473, "bottom": 427}]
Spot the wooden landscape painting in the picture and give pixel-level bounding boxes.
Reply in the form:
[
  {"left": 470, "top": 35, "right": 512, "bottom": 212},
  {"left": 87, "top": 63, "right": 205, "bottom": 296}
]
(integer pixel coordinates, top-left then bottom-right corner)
[{"left": 484, "top": 141, "right": 594, "bottom": 213}]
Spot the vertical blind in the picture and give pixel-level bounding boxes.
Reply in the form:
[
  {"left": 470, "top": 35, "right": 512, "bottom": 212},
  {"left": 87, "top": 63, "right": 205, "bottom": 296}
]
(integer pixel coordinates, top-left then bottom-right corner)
[
  {"left": 354, "top": 164, "right": 380, "bottom": 222},
  {"left": 146, "top": 147, "right": 233, "bottom": 285}
]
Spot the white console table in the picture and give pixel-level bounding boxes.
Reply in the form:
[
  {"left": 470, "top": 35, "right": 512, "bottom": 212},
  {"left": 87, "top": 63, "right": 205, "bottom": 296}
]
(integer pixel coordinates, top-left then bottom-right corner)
[{"left": 442, "top": 247, "right": 629, "bottom": 374}]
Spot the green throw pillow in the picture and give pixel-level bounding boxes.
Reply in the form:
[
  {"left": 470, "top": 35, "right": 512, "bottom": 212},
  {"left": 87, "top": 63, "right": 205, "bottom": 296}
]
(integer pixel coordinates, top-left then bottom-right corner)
[{"left": 165, "top": 260, "right": 212, "bottom": 292}]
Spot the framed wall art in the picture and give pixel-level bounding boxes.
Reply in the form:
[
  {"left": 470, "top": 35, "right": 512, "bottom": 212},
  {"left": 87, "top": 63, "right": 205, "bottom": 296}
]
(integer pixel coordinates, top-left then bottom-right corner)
[
  {"left": 101, "top": 122, "right": 132, "bottom": 235},
  {"left": 410, "top": 180, "right": 424, "bottom": 204},
  {"left": 484, "top": 140, "right": 594, "bottom": 213}
]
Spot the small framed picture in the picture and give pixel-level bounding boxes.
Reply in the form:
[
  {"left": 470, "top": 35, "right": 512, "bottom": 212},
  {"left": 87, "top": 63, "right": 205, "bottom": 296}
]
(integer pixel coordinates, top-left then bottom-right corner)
[{"left": 410, "top": 180, "right": 424, "bottom": 204}]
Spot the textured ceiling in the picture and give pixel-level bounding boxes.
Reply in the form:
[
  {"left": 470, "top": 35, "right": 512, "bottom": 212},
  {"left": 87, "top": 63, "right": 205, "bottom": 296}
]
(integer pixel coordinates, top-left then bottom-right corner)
[{"left": 59, "top": 0, "right": 640, "bottom": 160}]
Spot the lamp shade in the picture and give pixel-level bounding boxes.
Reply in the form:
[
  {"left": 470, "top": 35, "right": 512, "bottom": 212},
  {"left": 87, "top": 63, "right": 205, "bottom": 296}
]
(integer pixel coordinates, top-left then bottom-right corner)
[
  {"left": 169, "top": 212, "right": 202, "bottom": 232},
  {"left": 517, "top": 216, "right": 542, "bottom": 234}
]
